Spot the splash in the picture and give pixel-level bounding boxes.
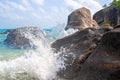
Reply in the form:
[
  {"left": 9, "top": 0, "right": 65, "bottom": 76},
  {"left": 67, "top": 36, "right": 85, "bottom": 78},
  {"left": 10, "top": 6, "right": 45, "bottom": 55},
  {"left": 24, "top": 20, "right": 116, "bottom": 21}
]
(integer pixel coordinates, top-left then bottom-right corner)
[
  {"left": 44, "top": 24, "right": 78, "bottom": 42},
  {"left": 0, "top": 28, "right": 65, "bottom": 80}
]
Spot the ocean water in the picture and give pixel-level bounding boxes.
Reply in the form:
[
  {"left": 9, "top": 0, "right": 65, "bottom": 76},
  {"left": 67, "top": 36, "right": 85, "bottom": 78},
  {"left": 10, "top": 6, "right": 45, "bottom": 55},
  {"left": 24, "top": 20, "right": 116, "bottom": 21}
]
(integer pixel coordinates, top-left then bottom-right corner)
[
  {"left": 0, "top": 29, "right": 25, "bottom": 60},
  {"left": 0, "top": 27, "right": 77, "bottom": 80}
]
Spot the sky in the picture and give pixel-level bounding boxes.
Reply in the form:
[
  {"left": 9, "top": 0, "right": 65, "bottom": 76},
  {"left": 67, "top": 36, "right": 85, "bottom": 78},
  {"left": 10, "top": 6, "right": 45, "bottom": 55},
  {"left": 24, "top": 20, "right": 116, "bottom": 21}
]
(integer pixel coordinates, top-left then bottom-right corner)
[{"left": 0, "top": 0, "right": 112, "bottom": 29}]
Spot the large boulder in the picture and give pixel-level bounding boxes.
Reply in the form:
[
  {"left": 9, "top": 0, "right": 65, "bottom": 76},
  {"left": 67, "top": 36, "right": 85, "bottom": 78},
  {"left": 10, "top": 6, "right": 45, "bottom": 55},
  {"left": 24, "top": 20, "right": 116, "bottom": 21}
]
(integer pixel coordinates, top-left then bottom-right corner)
[
  {"left": 4, "top": 27, "right": 45, "bottom": 49},
  {"left": 65, "top": 7, "right": 98, "bottom": 30},
  {"left": 76, "top": 28, "right": 120, "bottom": 80},
  {"left": 93, "top": 6, "right": 120, "bottom": 27},
  {"left": 52, "top": 27, "right": 111, "bottom": 53},
  {"left": 51, "top": 27, "right": 112, "bottom": 79}
]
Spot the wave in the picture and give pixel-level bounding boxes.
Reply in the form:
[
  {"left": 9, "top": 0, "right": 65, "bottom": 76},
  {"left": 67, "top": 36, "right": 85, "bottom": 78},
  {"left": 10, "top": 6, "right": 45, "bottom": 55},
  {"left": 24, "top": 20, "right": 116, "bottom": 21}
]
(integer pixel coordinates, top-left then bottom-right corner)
[{"left": 0, "top": 28, "right": 65, "bottom": 80}]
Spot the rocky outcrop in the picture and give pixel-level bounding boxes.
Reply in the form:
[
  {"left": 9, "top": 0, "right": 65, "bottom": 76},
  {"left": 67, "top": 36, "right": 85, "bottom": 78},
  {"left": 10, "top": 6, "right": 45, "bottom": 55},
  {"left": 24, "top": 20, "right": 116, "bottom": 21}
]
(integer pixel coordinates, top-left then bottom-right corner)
[
  {"left": 51, "top": 6, "right": 120, "bottom": 80},
  {"left": 76, "top": 28, "right": 120, "bottom": 80},
  {"left": 93, "top": 6, "right": 120, "bottom": 27},
  {"left": 51, "top": 27, "right": 113, "bottom": 79},
  {"left": 4, "top": 27, "right": 45, "bottom": 49},
  {"left": 52, "top": 27, "right": 120, "bottom": 80},
  {"left": 52, "top": 28, "right": 111, "bottom": 53},
  {"left": 92, "top": 20, "right": 99, "bottom": 27},
  {"left": 65, "top": 7, "right": 98, "bottom": 30},
  {"left": 114, "top": 24, "right": 120, "bottom": 29}
]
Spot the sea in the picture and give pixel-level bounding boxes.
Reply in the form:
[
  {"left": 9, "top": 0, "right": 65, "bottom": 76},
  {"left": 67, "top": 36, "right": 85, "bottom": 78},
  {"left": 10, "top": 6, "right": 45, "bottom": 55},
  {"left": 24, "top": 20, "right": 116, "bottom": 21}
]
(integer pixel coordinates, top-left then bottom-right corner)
[{"left": 0, "top": 25, "right": 77, "bottom": 80}]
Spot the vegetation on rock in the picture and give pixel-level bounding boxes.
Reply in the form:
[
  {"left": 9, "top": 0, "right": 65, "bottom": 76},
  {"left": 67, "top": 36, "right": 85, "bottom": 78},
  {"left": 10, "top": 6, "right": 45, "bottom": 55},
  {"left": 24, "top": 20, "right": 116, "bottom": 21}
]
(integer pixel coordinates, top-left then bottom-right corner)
[{"left": 112, "top": 0, "right": 120, "bottom": 14}]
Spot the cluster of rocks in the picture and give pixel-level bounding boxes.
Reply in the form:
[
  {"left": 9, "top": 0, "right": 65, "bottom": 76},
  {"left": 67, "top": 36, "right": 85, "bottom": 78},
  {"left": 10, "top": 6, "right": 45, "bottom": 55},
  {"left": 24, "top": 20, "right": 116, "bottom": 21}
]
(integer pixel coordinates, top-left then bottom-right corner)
[
  {"left": 4, "top": 7, "right": 120, "bottom": 80},
  {"left": 52, "top": 7, "right": 120, "bottom": 80}
]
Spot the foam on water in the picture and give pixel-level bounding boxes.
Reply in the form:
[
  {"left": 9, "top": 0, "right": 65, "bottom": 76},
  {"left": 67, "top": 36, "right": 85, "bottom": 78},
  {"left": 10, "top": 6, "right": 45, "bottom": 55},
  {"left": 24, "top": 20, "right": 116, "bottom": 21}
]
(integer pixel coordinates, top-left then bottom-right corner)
[
  {"left": 0, "top": 47, "right": 64, "bottom": 80},
  {"left": 0, "top": 28, "right": 65, "bottom": 80},
  {"left": 0, "top": 26, "right": 77, "bottom": 80}
]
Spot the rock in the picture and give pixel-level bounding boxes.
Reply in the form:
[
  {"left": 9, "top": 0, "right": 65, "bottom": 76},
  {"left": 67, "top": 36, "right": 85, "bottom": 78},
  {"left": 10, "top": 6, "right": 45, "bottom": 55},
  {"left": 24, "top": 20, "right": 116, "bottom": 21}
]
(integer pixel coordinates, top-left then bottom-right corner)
[
  {"left": 76, "top": 28, "right": 120, "bottom": 80},
  {"left": 65, "top": 7, "right": 98, "bottom": 30},
  {"left": 93, "top": 6, "right": 120, "bottom": 27},
  {"left": 114, "top": 24, "right": 120, "bottom": 29},
  {"left": 51, "top": 27, "right": 112, "bottom": 79},
  {"left": 92, "top": 20, "right": 99, "bottom": 27},
  {"left": 0, "top": 29, "right": 13, "bottom": 34},
  {"left": 4, "top": 27, "right": 45, "bottom": 49},
  {"left": 52, "top": 27, "right": 111, "bottom": 53}
]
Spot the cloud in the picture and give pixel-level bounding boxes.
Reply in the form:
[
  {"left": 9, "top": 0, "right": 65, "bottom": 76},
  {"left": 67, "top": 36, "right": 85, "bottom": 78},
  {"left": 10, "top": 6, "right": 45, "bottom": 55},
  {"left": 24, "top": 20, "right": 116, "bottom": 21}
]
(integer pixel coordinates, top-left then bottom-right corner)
[
  {"left": 5, "top": 1, "right": 26, "bottom": 11},
  {"left": 32, "top": 12, "right": 41, "bottom": 18},
  {"left": 64, "top": 0, "right": 102, "bottom": 15},
  {"left": 65, "top": 0, "right": 81, "bottom": 9},
  {"left": 15, "top": 15, "right": 24, "bottom": 20},
  {"left": 22, "top": 0, "right": 29, "bottom": 6},
  {"left": 0, "top": 2, "right": 11, "bottom": 11},
  {"left": 0, "top": 0, "right": 103, "bottom": 28},
  {"left": 31, "top": 0, "right": 44, "bottom": 5}
]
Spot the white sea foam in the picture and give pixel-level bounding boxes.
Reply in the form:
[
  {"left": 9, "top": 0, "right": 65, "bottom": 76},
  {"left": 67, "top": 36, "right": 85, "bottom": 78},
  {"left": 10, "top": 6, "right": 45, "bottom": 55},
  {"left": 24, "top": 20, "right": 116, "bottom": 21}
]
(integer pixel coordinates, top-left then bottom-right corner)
[
  {"left": 45, "top": 24, "right": 78, "bottom": 42},
  {"left": 0, "top": 28, "right": 65, "bottom": 80}
]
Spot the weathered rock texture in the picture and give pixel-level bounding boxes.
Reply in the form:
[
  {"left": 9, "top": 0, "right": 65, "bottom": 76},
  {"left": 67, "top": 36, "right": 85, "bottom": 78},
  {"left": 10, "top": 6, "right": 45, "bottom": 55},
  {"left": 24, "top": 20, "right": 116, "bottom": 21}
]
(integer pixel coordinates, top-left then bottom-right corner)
[
  {"left": 52, "top": 28, "right": 111, "bottom": 53},
  {"left": 51, "top": 27, "right": 116, "bottom": 79},
  {"left": 93, "top": 6, "right": 120, "bottom": 27},
  {"left": 52, "top": 6, "right": 120, "bottom": 80},
  {"left": 4, "top": 27, "right": 45, "bottom": 49},
  {"left": 65, "top": 7, "right": 98, "bottom": 30},
  {"left": 77, "top": 28, "right": 120, "bottom": 80},
  {"left": 52, "top": 27, "right": 120, "bottom": 80}
]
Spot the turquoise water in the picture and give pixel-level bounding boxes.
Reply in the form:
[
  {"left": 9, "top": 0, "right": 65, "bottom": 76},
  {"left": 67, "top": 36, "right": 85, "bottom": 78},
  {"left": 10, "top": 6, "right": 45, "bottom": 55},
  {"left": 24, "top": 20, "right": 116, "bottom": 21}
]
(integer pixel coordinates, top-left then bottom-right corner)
[
  {"left": 0, "top": 28, "right": 63, "bottom": 60},
  {"left": 0, "top": 28, "right": 66, "bottom": 80},
  {"left": 0, "top": 29, "right": 25, "bottom": 60},
  {"left": 0, "top": 27, "right": 76, "bottom": 80},
  {"left": 0, "top": 28, "right": 75, "bottom": 61}
]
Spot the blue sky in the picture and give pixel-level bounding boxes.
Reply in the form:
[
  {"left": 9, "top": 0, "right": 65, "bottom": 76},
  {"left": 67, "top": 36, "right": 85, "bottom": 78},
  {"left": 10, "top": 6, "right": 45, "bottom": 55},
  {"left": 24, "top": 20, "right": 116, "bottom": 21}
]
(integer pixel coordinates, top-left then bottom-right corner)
[{"left": 0, "top": 0, "right": 112, "bottom": 29}]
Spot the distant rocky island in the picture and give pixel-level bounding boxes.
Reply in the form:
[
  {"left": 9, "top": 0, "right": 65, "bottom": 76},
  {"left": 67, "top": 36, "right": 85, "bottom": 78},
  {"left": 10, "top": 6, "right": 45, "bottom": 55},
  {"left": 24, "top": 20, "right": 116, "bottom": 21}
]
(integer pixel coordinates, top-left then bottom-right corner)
[{"left": 3, "top": 1, "right": 120, "bottom": 80}]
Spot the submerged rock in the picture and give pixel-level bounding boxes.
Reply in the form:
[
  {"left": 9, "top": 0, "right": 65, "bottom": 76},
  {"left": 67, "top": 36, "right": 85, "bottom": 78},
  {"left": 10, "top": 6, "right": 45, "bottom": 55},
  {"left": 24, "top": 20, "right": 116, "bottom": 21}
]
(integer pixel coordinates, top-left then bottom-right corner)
[
  {"left": 4, "top": 27, "right": 45, "bottom": 49},
  {"left": 65, "top": 7, "right": 98, "bottom": 30}
]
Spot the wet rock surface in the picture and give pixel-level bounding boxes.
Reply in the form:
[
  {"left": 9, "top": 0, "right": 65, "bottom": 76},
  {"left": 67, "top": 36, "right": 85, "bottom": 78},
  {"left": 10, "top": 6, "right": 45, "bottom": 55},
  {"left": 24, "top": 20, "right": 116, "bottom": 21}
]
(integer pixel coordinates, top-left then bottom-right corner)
[
  {"left": 52, "top": 27, "right": 120, "bottom": 80},
  {"left": 4, "top": 27, "right": 45, "bottom": 49},
  {"left": 51, "top": 27, "right": 118, "bottom": 79},
  {"left": 51, "top": 6, "right": 120, "bottom": 79},
  {"left": 52, "top": 27, "right": 111, "bottom": 54},
  {"left": 77, "top": 28, "right": 120, "bottom": 80}
]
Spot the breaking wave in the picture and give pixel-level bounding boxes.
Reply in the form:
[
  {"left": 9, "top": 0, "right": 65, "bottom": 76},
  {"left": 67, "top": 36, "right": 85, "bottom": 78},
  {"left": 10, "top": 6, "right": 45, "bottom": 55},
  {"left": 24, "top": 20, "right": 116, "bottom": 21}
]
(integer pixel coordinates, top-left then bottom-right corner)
[{"left": 0, "top": 28, "right": 66, "bottom": 80}]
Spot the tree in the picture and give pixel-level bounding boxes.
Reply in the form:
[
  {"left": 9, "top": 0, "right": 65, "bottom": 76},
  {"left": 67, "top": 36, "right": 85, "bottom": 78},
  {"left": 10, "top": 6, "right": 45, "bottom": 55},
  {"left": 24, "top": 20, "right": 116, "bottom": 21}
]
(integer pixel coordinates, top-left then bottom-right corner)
[
  {"left": 112, "top": 0, "right": 120, "bottom": 14},
  {"left": 103, "top": 4, "right": 107, "bottom": 8}
]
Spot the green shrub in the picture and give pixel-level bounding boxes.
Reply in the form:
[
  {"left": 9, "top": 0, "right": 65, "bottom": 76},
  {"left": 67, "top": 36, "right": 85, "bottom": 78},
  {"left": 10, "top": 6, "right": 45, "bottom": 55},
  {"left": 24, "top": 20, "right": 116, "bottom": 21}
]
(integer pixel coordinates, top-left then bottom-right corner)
[{"left": 112, "top": 0, "right": 120, "bottom": 14}]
